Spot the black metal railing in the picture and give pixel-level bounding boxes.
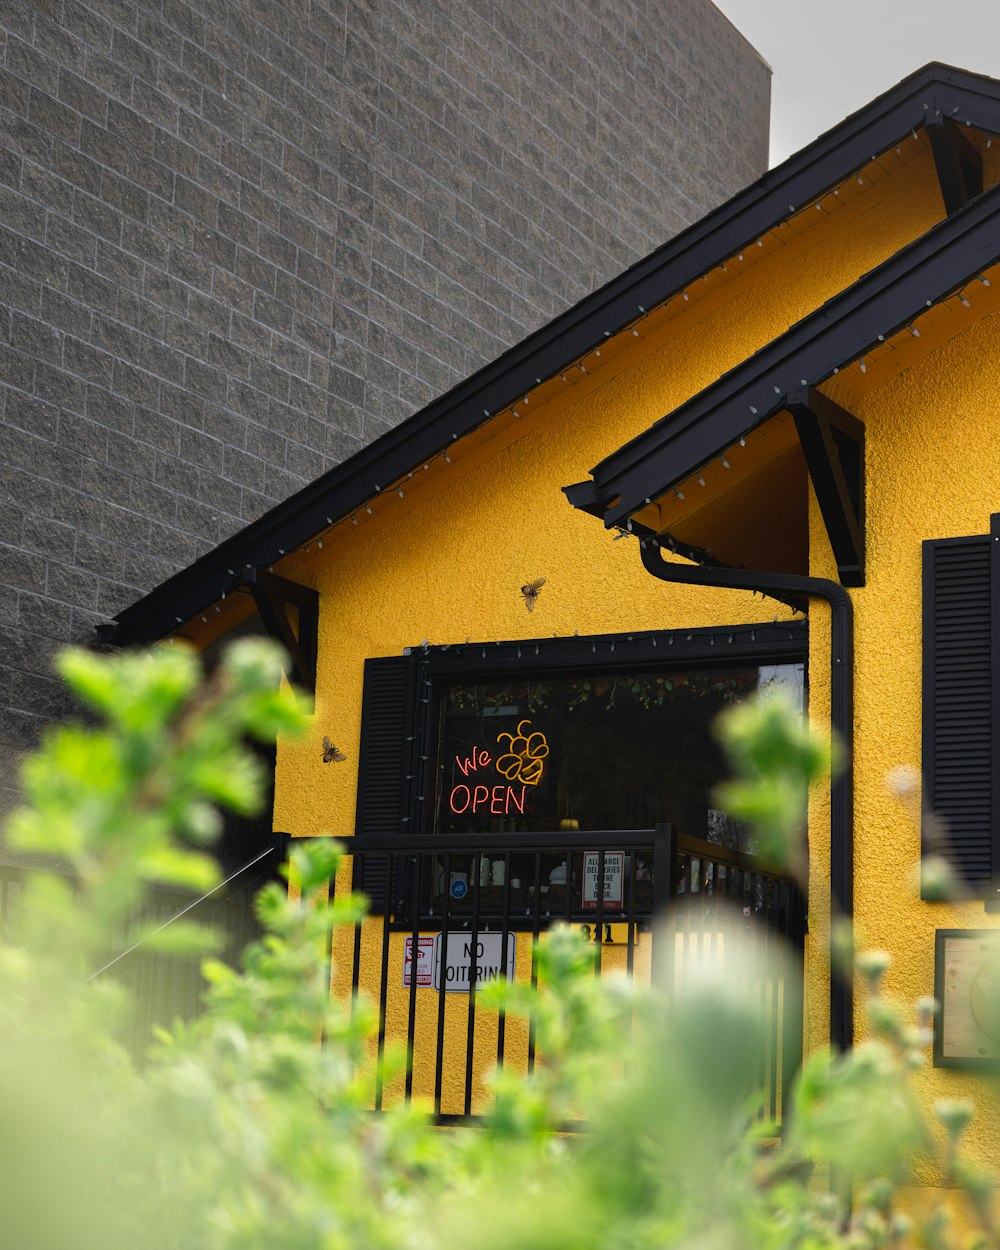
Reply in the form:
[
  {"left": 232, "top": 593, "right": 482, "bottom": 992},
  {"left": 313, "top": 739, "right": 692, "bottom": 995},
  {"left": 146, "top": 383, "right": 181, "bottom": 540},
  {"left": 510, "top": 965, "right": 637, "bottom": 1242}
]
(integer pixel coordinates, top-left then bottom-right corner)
[
  {"left": 327, "top": 825, "right": 805, "bottom": 1127},
  {"left": 0, "top": 828, "right": 805, "bottom": 1123},
  {"left": 669, "top": 833, "right": 806, "bottom": 1127}
]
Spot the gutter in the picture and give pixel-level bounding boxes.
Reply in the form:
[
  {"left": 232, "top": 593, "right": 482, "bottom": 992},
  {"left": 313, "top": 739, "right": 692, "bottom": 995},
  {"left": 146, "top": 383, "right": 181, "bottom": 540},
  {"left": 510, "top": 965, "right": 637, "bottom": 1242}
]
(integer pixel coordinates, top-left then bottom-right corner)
[{"left": 639, "top": 539, "right": 855, "bottom": 1052}]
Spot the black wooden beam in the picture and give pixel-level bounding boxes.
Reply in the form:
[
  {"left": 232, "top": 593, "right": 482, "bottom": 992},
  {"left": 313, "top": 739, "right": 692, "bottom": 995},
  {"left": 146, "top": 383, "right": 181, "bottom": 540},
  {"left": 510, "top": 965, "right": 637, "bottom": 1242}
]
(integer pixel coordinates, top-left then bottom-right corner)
[
  {"left": 785, "top": 386, "right": 865, "bottom": 586},
  {"left": 246, "top": 568, "right": 319, "bottom": 693},
  {"left": 927, "top": 117, "right": 984, "bottom": 215}
]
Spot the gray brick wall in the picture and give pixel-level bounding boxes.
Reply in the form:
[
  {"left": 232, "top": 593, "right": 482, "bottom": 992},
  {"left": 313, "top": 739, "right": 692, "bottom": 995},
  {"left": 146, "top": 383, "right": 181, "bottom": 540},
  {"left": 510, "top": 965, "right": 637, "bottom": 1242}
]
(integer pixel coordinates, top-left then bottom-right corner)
[{"left": 0, "top": 0, "right": 768, "bottom": 799}]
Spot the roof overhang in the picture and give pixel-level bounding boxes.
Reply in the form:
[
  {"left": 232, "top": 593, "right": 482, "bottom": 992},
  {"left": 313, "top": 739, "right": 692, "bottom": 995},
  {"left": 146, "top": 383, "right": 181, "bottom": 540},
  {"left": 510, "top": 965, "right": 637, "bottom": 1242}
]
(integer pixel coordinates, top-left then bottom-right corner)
[
  {"left": 104, "top": 63, "right": 1000, "bottom": 644},
  {"left": 565, "top": 179, "right": 1000, "bottom": 584}
]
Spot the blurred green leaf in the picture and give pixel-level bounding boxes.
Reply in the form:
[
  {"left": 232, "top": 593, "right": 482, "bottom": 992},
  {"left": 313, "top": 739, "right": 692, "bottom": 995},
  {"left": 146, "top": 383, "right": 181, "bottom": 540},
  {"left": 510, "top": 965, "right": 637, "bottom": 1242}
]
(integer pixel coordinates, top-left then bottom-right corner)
[{"left": 0, "top": 641, "right": 983, "bottom": 1250}]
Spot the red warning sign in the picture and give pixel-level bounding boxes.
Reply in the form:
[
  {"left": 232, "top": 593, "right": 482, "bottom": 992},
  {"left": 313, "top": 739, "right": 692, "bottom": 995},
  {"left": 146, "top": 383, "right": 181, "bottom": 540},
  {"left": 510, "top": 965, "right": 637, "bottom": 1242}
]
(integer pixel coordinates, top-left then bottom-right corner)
[{"left": 402, "top": 935, "right": 435, "bottom": 987}]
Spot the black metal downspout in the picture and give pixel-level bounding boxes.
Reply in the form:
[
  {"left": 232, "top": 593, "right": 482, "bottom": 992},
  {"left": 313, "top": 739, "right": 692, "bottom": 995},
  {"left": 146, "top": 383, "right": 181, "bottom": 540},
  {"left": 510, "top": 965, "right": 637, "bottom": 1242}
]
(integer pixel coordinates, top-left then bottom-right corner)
[{"left": 639, "top": 539, "right": 855, "bottom": 1052}]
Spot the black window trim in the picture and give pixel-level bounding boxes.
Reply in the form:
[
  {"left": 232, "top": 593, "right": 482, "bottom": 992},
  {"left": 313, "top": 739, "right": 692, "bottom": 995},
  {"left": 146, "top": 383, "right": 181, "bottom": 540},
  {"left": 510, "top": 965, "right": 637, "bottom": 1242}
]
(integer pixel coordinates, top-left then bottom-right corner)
[
  {"left": 412, "top": 620, "right": 809, "bottom": 841},
  {"left": 353, "top": 620, "right": 807, "bottom": 914}
]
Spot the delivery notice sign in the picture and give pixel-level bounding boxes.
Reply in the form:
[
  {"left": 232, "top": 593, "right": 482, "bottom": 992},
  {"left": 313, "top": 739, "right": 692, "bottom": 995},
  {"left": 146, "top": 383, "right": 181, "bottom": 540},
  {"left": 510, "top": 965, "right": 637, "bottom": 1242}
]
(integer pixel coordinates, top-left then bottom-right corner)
[{"left": 582, "top": 851, "right": 624, "bottom": 909}]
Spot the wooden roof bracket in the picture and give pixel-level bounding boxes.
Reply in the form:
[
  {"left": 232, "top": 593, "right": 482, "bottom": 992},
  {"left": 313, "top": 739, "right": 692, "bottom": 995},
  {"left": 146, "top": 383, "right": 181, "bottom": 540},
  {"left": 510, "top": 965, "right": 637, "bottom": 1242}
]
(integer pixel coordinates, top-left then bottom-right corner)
[
  {"left": 245, "top": 566, "right": 319, "bottom": 693},
  {"left": 927, "top": 116, "right": 984, "bottom": 215},
  {"left": 784, "top": 387, "right": 866, "bottom": 587}
]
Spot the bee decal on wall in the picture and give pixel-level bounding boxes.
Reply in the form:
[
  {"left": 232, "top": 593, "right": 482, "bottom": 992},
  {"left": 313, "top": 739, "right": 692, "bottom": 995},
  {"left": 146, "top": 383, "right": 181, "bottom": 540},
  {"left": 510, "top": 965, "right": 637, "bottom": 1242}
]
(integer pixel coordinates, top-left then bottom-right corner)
[
  {"left": 520, "top": 577, "right": 545, "bottom": 612},
  {"left": 321, "top": 736, "right": 347, "bottom": 764}
]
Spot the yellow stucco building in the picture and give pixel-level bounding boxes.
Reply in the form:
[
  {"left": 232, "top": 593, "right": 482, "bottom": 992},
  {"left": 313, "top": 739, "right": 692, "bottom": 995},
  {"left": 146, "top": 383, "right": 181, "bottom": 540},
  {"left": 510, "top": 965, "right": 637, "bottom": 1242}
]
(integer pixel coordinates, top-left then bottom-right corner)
[{"left": 105, "top": 62, "right": 1000, "bottom": 1186}]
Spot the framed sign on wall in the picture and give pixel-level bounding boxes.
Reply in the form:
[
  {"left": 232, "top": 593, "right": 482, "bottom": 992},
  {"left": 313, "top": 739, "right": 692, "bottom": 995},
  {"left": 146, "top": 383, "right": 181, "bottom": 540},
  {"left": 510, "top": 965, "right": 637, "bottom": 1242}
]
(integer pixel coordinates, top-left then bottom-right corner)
[{"left": 933, "top": 929, "right": 1000, "bottom": 1068}]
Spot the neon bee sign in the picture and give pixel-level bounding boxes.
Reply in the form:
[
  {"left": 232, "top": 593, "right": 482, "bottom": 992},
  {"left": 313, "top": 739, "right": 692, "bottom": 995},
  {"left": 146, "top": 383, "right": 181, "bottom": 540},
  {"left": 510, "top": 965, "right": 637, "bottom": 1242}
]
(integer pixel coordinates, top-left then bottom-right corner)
[{"left": 448, "top": 720, "right": 549, "bottom": 816}]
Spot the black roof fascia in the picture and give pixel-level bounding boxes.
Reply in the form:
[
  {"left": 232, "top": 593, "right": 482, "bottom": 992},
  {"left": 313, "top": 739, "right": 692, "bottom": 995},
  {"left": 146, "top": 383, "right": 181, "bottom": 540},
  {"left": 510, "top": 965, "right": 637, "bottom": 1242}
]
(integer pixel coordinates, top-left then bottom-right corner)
[
  {"left": 109, "top": 63, "right": 1000, "bottom": 645},
  {"left": 574, "top": 179, "right": 1000, "bottom": 532}
]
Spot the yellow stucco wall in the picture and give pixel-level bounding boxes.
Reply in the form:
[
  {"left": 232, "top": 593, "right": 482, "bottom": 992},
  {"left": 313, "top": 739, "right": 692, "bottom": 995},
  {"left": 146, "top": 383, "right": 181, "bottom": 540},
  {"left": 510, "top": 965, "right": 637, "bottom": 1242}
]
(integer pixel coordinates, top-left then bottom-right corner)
[
  {"left": 817, "top": 304, "right": 1000, "bottom": 1186},
  {"left": 266, "top": 134, "right": 1000, "bottom": 1135},
  {"left": 276, "top": 136, "right": 949, "bottom": 843}
]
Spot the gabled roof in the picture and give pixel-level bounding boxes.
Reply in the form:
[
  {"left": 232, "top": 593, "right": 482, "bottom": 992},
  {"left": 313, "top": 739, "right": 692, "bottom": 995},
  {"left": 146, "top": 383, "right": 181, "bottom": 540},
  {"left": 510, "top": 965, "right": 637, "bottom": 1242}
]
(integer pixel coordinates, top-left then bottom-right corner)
[{"left": 105, "top": 63, "right": 1000, "bottom": 645}]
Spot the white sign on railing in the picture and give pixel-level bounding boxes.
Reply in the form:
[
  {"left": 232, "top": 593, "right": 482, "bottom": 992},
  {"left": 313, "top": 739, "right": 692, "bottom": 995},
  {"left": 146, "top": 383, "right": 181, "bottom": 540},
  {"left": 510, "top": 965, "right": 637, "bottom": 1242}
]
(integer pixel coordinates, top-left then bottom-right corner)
[
  {"left": 434, "top": 932, "right": 515, "bottom": 992},
  {"left": 582, "top": 851, "right": 624, "bottom": 909}
]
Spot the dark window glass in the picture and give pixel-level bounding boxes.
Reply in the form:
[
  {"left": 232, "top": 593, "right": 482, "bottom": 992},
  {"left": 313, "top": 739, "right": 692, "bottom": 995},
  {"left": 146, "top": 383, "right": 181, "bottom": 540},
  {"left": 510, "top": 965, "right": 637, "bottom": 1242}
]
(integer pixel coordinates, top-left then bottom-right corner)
[{"left": 432, "top": 663, "right": 804, "bottom": 852}]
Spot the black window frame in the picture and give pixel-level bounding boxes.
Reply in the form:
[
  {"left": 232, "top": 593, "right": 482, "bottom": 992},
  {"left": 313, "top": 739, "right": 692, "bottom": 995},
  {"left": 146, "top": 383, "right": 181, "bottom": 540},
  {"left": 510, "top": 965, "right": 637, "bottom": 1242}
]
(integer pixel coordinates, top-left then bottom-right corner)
[{"left": 355, "top": 620, "right": 808, "bottom": 840}]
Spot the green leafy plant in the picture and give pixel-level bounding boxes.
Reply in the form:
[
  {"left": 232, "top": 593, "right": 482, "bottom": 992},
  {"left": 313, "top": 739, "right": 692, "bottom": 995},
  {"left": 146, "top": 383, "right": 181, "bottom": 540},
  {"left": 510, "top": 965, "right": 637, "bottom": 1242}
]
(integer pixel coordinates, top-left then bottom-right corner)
[{"left": 0, "top": 647, "right": 992, "bottom": 1250}]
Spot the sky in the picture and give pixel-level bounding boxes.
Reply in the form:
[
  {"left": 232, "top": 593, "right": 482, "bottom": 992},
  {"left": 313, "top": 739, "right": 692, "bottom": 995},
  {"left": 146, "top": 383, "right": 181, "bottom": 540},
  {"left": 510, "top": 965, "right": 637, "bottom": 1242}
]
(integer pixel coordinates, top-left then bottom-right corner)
[{"left": 713, "top": 0, "right": 1000, "bottom": 166}]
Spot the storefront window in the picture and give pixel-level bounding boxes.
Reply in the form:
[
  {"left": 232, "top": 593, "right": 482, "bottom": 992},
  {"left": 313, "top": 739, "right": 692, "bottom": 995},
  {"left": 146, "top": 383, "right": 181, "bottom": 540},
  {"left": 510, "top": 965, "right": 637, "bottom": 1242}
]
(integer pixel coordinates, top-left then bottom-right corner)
[{"left": 432, "top": 662, "right": 804, "bottom": 852}]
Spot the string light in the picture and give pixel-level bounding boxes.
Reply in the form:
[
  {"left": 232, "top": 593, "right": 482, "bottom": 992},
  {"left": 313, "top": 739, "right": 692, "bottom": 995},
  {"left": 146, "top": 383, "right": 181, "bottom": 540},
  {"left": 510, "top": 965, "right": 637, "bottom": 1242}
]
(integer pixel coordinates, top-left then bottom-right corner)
[{"left": 190, "top": 131, "right": 979, "bottom": 593}]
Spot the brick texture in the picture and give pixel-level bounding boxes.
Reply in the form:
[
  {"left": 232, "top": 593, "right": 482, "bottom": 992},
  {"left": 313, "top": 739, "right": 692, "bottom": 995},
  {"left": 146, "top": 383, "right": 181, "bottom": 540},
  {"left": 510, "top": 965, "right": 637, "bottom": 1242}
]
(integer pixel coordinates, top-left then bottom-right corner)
[{"left": 0, "top": 0, "right": 769, "bottom": 806}]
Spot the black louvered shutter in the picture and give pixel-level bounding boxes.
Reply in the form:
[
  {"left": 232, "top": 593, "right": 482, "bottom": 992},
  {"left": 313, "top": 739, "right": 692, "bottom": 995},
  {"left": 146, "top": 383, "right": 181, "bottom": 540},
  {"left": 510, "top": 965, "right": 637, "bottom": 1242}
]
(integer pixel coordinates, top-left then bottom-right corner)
[
  {"left": 922, "top": 533, "right": 992, "bottom": 892},
  {"left": 353, "top": 654, "right": 418, "bottom": 910}
]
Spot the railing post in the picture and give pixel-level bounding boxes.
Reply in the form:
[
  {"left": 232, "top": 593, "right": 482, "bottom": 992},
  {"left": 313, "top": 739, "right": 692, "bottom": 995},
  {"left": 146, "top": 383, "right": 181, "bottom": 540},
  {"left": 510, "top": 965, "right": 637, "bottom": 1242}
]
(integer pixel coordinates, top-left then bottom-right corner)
[
  {"left": 271, "top": 831, "right": 291, "bottom": 882},
  {"left": 780, "top": 883, "right": 806, "bottom": 1128},
  {"left": 651, "top": 822, "right": 675, "bottom": 989}
]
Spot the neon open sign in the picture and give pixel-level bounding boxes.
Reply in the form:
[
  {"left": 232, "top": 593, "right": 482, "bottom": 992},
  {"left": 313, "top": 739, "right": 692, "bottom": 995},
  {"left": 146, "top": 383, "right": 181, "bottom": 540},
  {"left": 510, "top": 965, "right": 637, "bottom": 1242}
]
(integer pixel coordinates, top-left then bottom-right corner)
[
  {"left": 447, "top": 720, "right": 548, "bottom": 816},
  {"left": 449, "top": 782, "right": 529, "bottom": 815}
]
